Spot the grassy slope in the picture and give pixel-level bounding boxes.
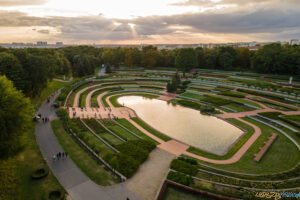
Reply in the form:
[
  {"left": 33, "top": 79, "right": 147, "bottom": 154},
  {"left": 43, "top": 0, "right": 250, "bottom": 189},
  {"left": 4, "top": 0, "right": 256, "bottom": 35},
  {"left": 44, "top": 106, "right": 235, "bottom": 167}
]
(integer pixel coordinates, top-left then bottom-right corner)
[
  {"left": 51, "top": 120, "right": 118, "bottom": 185},
  {"left": 193, "top": 117, "right": 300, "bottom": 174},
  {"left": 116, "top": 118, "right": 159, "bottom": 144}
]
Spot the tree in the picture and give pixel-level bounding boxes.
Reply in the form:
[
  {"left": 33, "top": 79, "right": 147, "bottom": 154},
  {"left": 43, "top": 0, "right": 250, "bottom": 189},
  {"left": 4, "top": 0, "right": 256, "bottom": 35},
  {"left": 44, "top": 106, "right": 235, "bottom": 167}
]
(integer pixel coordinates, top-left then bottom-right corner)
[
  {"left": 0, "top": 52, "right": 25, "bottom": 92},
  {"left": 219, "top": 52, "right": 234, "bottom": 70},
  {"left": 0, "top": 75, "right": 34, "bottom": 158},
  {"left": 175, "top": 48, "right": 198, "bottom": 73}
]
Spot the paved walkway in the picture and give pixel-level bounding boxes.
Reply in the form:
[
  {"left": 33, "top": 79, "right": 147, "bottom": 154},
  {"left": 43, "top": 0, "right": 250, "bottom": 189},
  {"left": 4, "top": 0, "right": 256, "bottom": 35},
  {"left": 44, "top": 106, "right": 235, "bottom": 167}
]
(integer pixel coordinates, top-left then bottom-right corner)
[
  {"left": 125, "top": 149, "right": 175, "bottom": 200},
  {"left": 35, "top": 91, "right": 142, "bottom": 200}
]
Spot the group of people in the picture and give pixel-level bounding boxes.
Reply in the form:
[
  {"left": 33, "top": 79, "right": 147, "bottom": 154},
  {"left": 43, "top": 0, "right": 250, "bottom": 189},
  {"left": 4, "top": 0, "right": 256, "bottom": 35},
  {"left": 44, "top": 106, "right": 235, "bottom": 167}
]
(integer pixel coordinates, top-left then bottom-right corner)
[
  {"left": 42, "top": 117, "right": 50, "bottom": 123},
  {"left": 53, "top": 152, "right": 68, "bottom": 161}
]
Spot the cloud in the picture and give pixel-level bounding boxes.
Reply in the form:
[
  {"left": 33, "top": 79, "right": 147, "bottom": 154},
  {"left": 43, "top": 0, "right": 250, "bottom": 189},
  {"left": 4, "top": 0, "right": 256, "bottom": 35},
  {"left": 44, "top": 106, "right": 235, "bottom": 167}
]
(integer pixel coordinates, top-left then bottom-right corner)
[
  {"left": 0, "top": 0, "right": 300, "bottom": 43},
  {"left": 37, "top": 29, "right": 50, "bottom": 34},
  {"left": 0, "top": 0, "right": 47, "bottom": 7}
]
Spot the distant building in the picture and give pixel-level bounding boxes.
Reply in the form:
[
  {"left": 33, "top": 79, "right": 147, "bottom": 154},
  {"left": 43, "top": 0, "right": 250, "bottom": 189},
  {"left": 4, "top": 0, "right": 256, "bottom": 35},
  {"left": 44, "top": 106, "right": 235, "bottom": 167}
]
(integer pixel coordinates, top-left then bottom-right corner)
[
  {"left": 56, "top": 42, "right": 63, "bottom": 46},
  {"left": 290, "top": 39, "right": 300, "bottom": 45},
  {"left": 37, "top": 41, "right": 47, "bottom": 46}
]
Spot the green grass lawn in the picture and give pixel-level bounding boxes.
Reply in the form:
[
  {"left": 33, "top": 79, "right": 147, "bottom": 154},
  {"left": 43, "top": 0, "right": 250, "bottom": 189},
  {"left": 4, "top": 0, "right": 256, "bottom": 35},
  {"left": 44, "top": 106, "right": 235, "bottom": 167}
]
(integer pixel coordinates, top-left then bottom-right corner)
[
  {"left": 187, "top": 118, "right": 254, "bottom": 160},
  {"left": 31, "top": 80, "right": 67, "bottom": 109},
  {"left": 51, "top": 120, "right": 119, "bottom": 185},
  {"left": 181, "top": 92, "right": 205, "bottom": 101},
  {"left": 0, "top": 124, "right": 65, "bottom": 200},
  {"left": 191, "top": 117, "right": 300, "bottom": 174},
  {"left": 131, "top": 117, "right": 171, "bottom": 142},
  {"left": 115, "top": 118, "right": 159, "bottom": 144},
  {"left": 108, "top": 125, "right": 139, "bottom": 140}
]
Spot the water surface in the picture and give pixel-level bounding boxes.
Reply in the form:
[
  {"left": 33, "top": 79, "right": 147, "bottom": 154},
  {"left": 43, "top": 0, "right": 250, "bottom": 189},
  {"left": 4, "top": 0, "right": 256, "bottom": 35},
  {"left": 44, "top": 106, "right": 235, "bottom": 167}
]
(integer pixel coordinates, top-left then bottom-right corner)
[{"left": 118, "top": 96, "right": 243, "bottom": 155}]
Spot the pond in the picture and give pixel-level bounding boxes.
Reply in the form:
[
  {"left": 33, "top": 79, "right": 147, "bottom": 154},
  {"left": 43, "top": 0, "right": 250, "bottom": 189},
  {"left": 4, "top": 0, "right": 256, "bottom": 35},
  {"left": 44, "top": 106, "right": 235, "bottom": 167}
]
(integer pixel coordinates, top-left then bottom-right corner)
[{"left": 117, "top": 96, "right": 243, "bottom": 155}]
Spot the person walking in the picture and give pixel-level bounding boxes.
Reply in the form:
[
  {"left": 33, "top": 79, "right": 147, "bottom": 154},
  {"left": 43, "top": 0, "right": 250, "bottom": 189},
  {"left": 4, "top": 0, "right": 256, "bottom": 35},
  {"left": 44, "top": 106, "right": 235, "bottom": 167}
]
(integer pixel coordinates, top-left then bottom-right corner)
[
  {"left": 48, "top": 117, "right": 50, "bottom": 122},
  {"left": 56, "top": 153, "right": 59, "bottom": 160},
  {"left": 52, "top": 154, "right": 56, "bottom": 162},
  {"left": 65, "top": 152, "right": 68, "bottom": 158},
  {"left": 62, "top": 152, "right": 65, "bottom": 159}
]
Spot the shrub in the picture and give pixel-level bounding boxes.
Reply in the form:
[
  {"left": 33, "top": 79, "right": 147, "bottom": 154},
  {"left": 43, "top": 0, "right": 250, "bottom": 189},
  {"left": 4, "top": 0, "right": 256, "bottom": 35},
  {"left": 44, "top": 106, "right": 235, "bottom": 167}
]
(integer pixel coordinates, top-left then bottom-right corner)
[
  {"left": 178, "top": 157, "right": 198, "bottom": 165},
  {"left": 31, "top": 168, "right": 49, "bottom": 179},
  {"left": 116, "top": 143, "right": 148, "bottom": 164},
  {"left": 182, "top": 80, "right": 191, "bottom": 86},
  {"left": 200, "top": 105, "right": 215, "bottom": 114},
  {"left": 177, "top": 99, "right": 201, "bottom": 110},
  {"left": 167, "top": 171, "right": 194, "bottom": 186},
  {"left": 170, "top": 159, "right": 198, "bottom": 176},
  {"left": 47, "top": 190, "right": 65, "bottom": 200},
  {"left": 109, "top": 153, "right": 139, "bottom": 178}
]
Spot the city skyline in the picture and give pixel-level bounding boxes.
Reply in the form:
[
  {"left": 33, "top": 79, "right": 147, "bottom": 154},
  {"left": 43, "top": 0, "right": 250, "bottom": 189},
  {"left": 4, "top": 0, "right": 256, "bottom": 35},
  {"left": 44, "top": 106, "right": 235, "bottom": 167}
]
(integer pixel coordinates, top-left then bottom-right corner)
[{"left": 0, "top": 0, "right": 300, "bottom": 44}]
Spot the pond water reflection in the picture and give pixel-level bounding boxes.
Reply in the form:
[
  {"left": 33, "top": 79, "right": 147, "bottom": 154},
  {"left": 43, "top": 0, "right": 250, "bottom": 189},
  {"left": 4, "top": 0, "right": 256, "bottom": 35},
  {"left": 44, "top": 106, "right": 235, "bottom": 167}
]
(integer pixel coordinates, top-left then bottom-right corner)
[{"left": 117, "top": 96, "right": 243, "bottom": 155}]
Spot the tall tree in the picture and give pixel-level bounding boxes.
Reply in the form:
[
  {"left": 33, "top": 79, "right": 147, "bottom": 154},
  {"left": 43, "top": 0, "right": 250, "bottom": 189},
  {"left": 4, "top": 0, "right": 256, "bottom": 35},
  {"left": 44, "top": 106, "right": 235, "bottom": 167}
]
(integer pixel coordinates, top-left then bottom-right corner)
[
  {"left": 0, "top": 75, "right": 34, "bottom": 158},
  {"left": 175, "top": 48, "right": 197, "bottom": 73}
]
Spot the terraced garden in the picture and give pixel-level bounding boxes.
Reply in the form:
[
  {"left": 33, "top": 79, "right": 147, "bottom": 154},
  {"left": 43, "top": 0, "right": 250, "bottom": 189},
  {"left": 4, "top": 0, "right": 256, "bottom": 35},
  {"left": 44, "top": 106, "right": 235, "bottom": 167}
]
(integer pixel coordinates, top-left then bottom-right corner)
[{"left": 52, "top": 69, "right": 300, "bottom": 200}]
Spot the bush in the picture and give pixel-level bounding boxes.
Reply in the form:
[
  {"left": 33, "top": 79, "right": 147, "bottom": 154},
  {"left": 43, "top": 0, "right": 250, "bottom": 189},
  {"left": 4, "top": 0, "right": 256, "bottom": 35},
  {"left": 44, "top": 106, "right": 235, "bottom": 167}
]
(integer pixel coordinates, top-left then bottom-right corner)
[
  {"left": 182, "top": 80, "right": 191, "bottom": 86},
  {"left": 200, "top": 105, "right": 215, "bottom": 114},
  {"left": 177, "top": 99, "right": 201, "bottom": 110},
  {"left": 47, "top": 190, "right": 65, "bottom": 200},
  {"left": 109, "top": 153, "right": 139, "bottom": 178},
  {"left": 31, "top": 168, "right": 49, "bottom": 179},
  {"left": 116, "top": 143, "right": 148, "bottom": 164},
  {"left": 167, "top": 171, "right": 194, "bottom": 186},
  {"left": 170, "top": 159, "right": 198, "bottom": 176},
  {"left": 178, "top": 157, "right": 198, "bottom": 165}
]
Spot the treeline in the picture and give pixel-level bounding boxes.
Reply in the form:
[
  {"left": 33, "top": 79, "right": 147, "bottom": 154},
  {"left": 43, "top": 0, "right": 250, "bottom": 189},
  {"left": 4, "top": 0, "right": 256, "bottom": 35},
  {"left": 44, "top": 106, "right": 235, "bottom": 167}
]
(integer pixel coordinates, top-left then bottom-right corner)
[
  {"left": 100, "top": 44, "right": 300, "bottom": 76},
  {"left": 1, "top": 43, "right": 299, "bottom": 97},
  {"left": 0, "top": 48, "right": 71, "bottom": 97}
]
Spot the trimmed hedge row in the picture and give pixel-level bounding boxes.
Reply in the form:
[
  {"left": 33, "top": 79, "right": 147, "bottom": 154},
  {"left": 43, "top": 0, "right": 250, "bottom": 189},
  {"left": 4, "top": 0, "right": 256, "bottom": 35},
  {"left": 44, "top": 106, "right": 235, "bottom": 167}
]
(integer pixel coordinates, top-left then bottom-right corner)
[
  {"left": 167, "top": 171, "right": 194, "bottom": 186},
  {"left": 202, "top": 96, "right": 232, "bottom": 106},
  {"left": 219, "top": 91, "right": 246, "bottom": 98},
  {"left": 259, "top": 112, "right": 282, "bottom": 120},
  {"left": 170, "top": 159, "right": 198, "bottom": 176}
]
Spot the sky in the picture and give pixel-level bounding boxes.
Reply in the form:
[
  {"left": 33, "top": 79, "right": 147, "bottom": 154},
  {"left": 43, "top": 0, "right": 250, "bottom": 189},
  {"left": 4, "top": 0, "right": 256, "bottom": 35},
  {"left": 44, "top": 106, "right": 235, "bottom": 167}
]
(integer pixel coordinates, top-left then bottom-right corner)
[{"left": 0, "top": 0, "right": 299, "bottom": 44}]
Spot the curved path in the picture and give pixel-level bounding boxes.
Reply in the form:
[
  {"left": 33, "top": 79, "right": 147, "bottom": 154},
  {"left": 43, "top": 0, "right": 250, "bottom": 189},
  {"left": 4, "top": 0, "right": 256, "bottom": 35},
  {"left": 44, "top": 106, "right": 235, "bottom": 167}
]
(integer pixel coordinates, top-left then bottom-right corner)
[{"left": 35, "top": 91, "right": 143, "bottom": 200}]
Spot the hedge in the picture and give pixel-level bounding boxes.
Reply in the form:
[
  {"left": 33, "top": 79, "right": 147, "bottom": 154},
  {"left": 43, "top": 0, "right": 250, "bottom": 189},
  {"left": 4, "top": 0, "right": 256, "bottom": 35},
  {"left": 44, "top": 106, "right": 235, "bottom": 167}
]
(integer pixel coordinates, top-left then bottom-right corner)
[
  {"left": 202, "top": 96, "right": 232, "bottom": 106},
  {"left": 219, "top": 91, "right": 246, "bottom": 98},
  {"left": 177, "top": 99, "right": 201, "bottom": 110},
  {"left": 170, "top": 159, "right": 198, "bottom": 176},
  {"left": 109, "top": 153, "right": 139, "bottom": 178},
  {"left": 167, "top": 171, "right": 194, "bottom": 186},
  {"left": 259, "top": 112, "right": 282, "bottom": 120}
]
